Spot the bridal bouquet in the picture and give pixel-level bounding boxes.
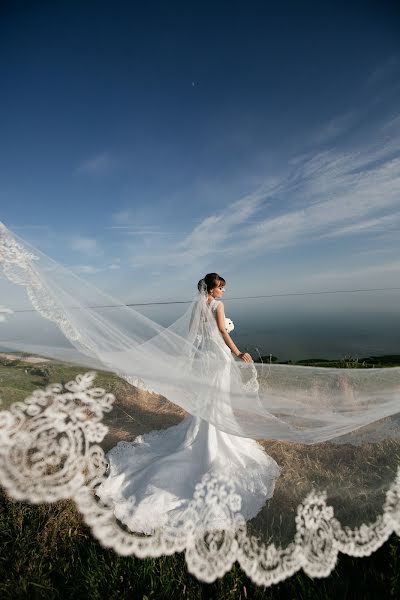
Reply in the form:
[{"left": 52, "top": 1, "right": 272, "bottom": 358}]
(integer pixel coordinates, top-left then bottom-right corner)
[
  {"left": 225, "top": 317, "right": 234, "bottom": 333},
  {"left": 0, "top": 306, "right": 13, "bottom": 323}
]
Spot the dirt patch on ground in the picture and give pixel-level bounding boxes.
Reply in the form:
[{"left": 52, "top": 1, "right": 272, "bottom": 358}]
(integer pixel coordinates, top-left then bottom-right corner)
[
  {"left": 0, "top": 353, "right": 53, "bottom": 364},
  {"left": 101, "top": 378, "right": 187, "bottom": 452}
]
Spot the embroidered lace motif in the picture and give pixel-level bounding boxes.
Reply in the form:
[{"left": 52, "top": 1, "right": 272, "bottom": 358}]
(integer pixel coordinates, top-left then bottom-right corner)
[{"left": 0, "top": 372, "right": 398, "bottom": 586}]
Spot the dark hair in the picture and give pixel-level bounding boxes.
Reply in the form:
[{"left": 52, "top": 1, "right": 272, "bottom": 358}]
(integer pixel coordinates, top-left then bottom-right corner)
[{"left": 197, "top": 272, "right": 226, "bottom": 293}]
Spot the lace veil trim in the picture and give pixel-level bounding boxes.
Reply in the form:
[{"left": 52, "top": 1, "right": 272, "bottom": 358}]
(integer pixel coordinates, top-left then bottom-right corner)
[{"left": 0, "top": 371, "right": 398, "bottom": 585}]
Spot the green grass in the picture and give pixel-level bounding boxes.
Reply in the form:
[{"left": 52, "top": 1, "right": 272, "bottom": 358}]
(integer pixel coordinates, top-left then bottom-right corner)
[
  {"left": 0, "top": 357, "right": 121, "bottom": 410},
  {"left": 0, "top": 354, "right": 399, "bottom": 598},
  {"left": 0, "top": 493, "right": 399, "bottom": 599},
  {"left": 257, "top": 354, "right": 400, "bottom": 368}
]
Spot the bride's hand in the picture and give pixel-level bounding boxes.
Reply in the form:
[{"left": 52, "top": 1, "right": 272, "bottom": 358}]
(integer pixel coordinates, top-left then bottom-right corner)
[{"left": 237, "top": 352, "right": 253, "bottom": 363}]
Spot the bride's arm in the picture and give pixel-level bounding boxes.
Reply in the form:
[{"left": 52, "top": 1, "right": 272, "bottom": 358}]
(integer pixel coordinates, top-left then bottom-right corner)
[{"left": 214, "top": 303, "right": 252, "bottom": 362}]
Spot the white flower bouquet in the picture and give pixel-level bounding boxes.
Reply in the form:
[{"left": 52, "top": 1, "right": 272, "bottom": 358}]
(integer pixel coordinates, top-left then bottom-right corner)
[
  {"left": 225, "top": 317, "right": 234, "bottom": 333},
  {"left": 0, "top": 306, "right": 13, "bottom": 323}
]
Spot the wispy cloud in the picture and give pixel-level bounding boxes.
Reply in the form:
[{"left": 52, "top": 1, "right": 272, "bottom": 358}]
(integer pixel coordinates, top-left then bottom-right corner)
[
  {"left": 70, "top": 236, "right": 101, "bottom": 257},
  {"left": 8, "top": 225, "right": 51, "bottom": 230},
  {"left": 75, "top": 152, "right": 116, "bottom": 175},
  {"left": 112, "top": 209, "right": 133, "bottom": 224},
  {"left": 381, "top": 113, "right": 400, "bottom": 134},
  {"left": 117, "top": 114, "right": 400, "bottom": 275},
  {"left": 311, "top": 111, "right": 362, "bottom": 145},
  {"left": 321, "top": 212, "right": 400, "bottom": 238},
  {"left": 366, "top": 56, "right": 400, "bottom": 87},
  {"left": 174, "top": 190, "right": 271, "bottom": 260},
  {"left": 110, "top": 210, "right": 174, "bottom": 236},
  {"left": 119, "top": 178, "right": 282, "bottom": 270},
  {"left": 303, "top": 260, "right": 400, "bottom": 288},
  {"left": 228, "top": 126, "right": 400, "bottom": 257},
  {"left": 70, "top": 264, "right": 103, "bottom": 274},
  {"left": 108, "top": 226, "right": 174, "bottom": 236}
]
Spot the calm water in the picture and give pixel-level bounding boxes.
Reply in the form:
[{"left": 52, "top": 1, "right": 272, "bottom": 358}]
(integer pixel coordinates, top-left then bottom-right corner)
[
  {"left": 1, "top": 291, "right": 399, "bottom": 362},
  {"left": 137, "top": 292, "right": 400, "bottom": 362}
]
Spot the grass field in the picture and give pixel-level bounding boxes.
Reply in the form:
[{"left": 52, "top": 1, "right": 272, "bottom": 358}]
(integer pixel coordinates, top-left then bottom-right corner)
[{"left": 0, "top": 353, "right": 399, "bottom": 598}]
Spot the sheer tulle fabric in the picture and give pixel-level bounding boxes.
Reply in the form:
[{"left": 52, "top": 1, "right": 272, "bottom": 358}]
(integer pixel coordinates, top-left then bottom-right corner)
[
  {"left": 96, "top": 298, "right": 281, "bottom": 534},
  {"left": 0, "top": 221, "right": 399, "bottom": 585}
]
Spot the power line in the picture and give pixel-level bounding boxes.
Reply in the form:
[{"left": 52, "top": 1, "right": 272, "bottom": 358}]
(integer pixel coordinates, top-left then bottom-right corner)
[{"left": 9, "top": 286, "right": 400, "bottom": 313}]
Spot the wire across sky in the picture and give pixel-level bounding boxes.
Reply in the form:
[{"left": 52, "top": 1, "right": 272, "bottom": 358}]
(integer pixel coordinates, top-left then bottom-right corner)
[{"left": 9, "top": 286, "right": 400, "bottom": 312}]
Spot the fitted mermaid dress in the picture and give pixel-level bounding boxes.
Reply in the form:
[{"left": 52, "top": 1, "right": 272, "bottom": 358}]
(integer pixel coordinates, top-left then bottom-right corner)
[{"left": 96, "top": 298, "right": 281, "bottom": 533}]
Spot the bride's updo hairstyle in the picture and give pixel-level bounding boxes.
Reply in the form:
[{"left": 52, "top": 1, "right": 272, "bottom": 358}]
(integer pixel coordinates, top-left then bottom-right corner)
[{"left": 197, "top": 272, "right": 226, "bottom": 293}]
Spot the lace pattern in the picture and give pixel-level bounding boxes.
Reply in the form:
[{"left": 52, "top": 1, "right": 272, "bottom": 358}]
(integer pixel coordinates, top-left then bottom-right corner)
[
  {"left": 116, "top": 371, "right": 158, "bottom": 395},
  {"left": 1, "top": 224, "right": 399, "bottom": 585},
  {"left": 0, "top": 223, "right": 81, "bottom": 342},
  {"left": 0, "top": 371, "right": 399, "bottom": 586}
]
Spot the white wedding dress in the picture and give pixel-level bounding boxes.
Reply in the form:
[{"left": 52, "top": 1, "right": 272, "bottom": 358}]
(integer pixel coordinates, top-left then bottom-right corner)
[{"left": 96, "top": 298, "right": 281, "bottom": 534}]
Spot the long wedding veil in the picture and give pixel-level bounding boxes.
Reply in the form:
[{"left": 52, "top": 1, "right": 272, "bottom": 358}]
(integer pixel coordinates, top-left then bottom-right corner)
[{"left": 0, "top": 220, "right": 399, "bottom": 585}]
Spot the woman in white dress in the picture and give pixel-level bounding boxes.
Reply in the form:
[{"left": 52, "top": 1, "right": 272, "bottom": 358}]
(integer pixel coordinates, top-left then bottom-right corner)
[{"left": 96, "top": 273, "right": 281, "bottom": 534}]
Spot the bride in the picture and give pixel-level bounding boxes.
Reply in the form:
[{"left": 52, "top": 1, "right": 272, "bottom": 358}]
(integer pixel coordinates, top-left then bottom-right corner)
[
  {"left": 96, "top": 273, "right": 281, "bottom": 534},
  {"left": 1, "top": 220, "right": 399, "bottom": 580}
]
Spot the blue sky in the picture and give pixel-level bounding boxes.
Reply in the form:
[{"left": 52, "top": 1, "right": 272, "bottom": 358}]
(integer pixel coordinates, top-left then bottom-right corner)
[{"left": 1, "top": 0, "right": 400, "bottom": 309}]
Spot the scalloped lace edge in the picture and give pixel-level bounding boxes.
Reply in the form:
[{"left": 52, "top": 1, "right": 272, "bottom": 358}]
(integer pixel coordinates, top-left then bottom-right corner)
[{"left": 0, "top": 372, "right": 398, "bottom": 586}]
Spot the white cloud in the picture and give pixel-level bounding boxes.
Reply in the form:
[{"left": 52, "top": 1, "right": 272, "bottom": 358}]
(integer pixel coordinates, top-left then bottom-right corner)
[
  {"left": 321, "top": 212, "right": 400, "bottom": 238},
  {"left": 106, "top": 113, "right": 400, "bottom": 297},
  {"left": 120, "top": 178, "right": 283, "bottom": 270},
  {"left": 234, "top": 139, "right": 400, "bottom": 255}
]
